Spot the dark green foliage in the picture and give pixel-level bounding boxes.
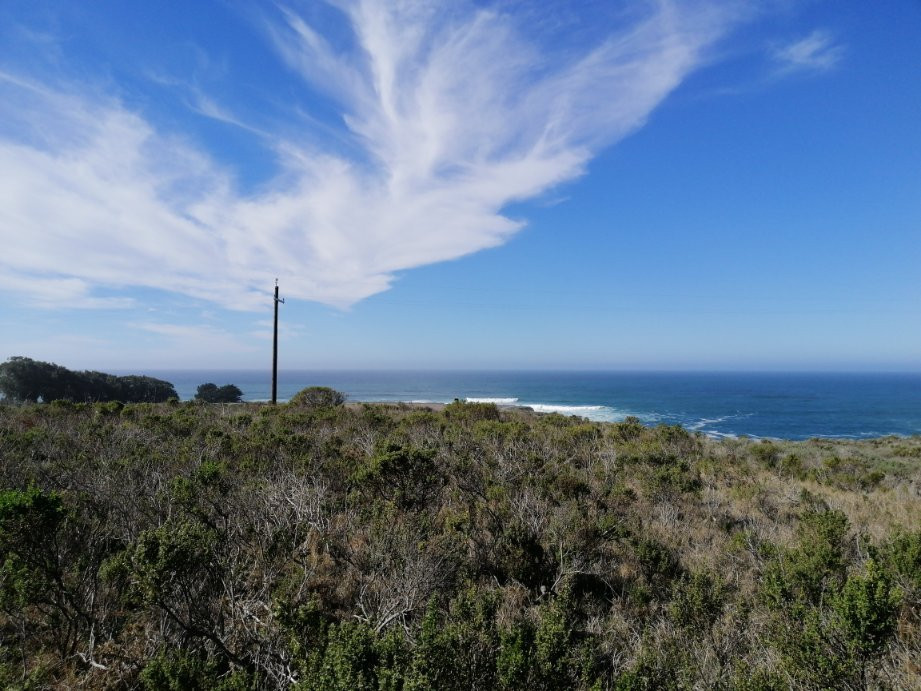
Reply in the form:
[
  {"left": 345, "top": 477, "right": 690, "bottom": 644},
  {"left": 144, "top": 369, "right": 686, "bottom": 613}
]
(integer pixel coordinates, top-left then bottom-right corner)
[
  {"left": 633, "top": 537, "right": 682, "bottom": 593},
  {"left": 408, "top": 590, "right": 500, "bottom": 689},
  {"left": 494, "top": 523, "right": 550, "bottom": 589},
  {"left": 876, "top": 529, "right": 921, "bottom": 591},
  {"left": 761, "top": 511, "right": 901, "bottom": 688},
  {"left": 497, "top": 623, "right": 532, "bottom": 688},
  {"left": 125, "top": 521, "right": 219, "bottom": 605},
  {"left": 140, "top": 650, "right": 257, "bottom": 690},
  {"left": 761, "top": 509, "right": 850, "bottom": 608},
  {"left": 0, "top": 356, "right": 177, "bottom": 403},
  {"left": 669, "top": 570, "right": 727, "bottom": 631},
  {"left": 642, "top": 459, "right": 701, "bottom": 500},
  {"left": 834, "top": 560, "right": 900, "bottom": 660},
  {"left": 0, "top": 486, "right": 65, "bottom": 608},
  {"left": 751, "top": 440, "right": 780, "bottom": 468},
  {"left": 195, "top": 382, "right": 243, "bottom": 403},
  {"left": 352, "top": 442, "right": 441, "bottom": 509},
  {"left": 288, "top": 386, "right": 346, "bottom": 408},
  {"left": 611, "top": 415, "right": 645, "bottom": 442},
  {"left": 306, "top": 621, "right": 380, "bottom": 690}
]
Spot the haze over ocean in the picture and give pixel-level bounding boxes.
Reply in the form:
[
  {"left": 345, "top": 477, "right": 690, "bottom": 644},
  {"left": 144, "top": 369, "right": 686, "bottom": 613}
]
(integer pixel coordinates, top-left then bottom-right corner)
[{"left": 139, "top": 370, "right": 920, "bottom": 441}]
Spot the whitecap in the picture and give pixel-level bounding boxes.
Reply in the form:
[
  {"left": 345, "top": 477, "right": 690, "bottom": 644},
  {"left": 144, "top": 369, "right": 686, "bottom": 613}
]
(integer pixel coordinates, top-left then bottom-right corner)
[{"left": 465, "top": 397, "right": 519, "bottom": 405}]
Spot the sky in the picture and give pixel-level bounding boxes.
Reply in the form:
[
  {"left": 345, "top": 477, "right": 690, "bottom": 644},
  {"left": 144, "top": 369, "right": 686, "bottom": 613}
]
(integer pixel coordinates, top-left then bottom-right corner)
[{"left": 0, "top": 0, "right": 919, "bottom": 371}]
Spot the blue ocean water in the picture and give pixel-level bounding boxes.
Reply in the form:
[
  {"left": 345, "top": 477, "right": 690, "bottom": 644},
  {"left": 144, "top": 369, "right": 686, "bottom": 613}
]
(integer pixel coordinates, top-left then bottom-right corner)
[{"left": 136, "top": 370, "right": 921, "bottom": 441}]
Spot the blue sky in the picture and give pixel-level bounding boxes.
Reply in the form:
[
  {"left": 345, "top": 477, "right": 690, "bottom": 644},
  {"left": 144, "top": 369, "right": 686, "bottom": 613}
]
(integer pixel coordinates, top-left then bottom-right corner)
[{"left": 0, "top": 0, "right": 918, "bottom": 371}]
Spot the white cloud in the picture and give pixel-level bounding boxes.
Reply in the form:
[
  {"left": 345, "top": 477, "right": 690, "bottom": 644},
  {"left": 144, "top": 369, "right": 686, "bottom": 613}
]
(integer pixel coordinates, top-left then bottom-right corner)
[
  {"left": 771, "top": 29, "right": 843, "bottom": 75},
  {"left": 0, "top": 1, "right": 742, "bottom": 311},
  {"left": 0, "top": 271, "right": 135, "bottom": 309}
]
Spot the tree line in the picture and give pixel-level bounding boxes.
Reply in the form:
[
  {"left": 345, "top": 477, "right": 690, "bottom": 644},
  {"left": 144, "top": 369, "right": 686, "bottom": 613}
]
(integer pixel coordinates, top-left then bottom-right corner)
[
  {"left": 0, "top": 356, "right": 248, "bottom": 405},
  {"left": 0, "top": 356, "right": 177, "bottom": 403}
]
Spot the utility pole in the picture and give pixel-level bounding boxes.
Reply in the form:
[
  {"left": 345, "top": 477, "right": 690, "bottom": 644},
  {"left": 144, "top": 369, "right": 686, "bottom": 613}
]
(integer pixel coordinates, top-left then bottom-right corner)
[{"left": 272, "top": 279, "right": 284, "bottom": 404}]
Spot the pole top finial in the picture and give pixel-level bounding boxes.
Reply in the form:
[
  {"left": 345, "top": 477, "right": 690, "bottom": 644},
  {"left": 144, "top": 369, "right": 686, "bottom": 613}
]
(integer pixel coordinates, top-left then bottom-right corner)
[{"left": 275, "top": 277, "right": 278, "bottom": 287}]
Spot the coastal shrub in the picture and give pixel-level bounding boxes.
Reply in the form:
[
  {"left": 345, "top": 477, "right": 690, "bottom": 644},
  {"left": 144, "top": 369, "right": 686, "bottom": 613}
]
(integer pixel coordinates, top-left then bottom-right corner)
[
  {"left": 766, "top": 559, "right": 901, "bottom": 691},
  {"left": 444, "top": 399, "right": 501, "bottom": 423},
  {"left": 616, "top": 637, "right": 694, "bottom": 690},
  {"left": 751, "top": 440, "right": 779, "bottom": 468},
  {"left": 140, "top": 650, "right": 256, "bottom": 691},
  {"left": 632, "top": 537, "right": 682, "bottom": 596},
  {"left": 877, "top": 529, "right": 921, "bottom": 592},
  {"left": 761, "top": 509, "right": 850, "bottom": 608},
  {"left": 832, "top": 559, "right": 900, "bottom": 662},
  {"left": 408, "top": 590, "right": 500, "bottom": 689},
  {"left": 756, "top": 510, "right": 902, "bottom": 688},
  {"left": 494, "top": 522, "right": 550, "bottom": 590},
  {"left": 642, "top": 459, "right": 701, "bottom": 500},
  {"left": 779, "top": 452, "right": 805, "bottom": 479},
  {"left": 0, "top": 486, "right": 66, "bottom": 609},
  {"left": 303, "top": 621, "right": 380, "bottom": 690},
  {"left": 0, "top": 399, "right": 918, "bottom": 688},
  {"left": 669, "top": 570, "right": 728, "bottom": 631},
  {"left": 610, "top": 415, "right": 645, "bottom": 442},
  {"left": 289, "top": 386, "right": 346, "bottom": 409},
  {"left": 352, "top": 442, "right": 440, "bottom": 509}
]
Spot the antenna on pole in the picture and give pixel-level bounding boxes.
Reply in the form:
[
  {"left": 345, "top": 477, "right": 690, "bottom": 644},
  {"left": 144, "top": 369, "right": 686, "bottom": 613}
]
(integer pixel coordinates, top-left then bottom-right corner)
[{"left": 272, "top": 278, "right": 285, "bottom": 404}]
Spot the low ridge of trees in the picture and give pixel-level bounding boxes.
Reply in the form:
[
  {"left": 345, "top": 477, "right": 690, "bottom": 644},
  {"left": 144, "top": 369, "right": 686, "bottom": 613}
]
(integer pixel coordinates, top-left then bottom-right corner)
[
  {"left": 0, "top": 398, "right": 918, "bottom": 688},
  {"left": 0, "top": 356, "right": 177, "bottom": 403},
  {"left": 194, "top": 383, "right": 243, "bottom": 403}
]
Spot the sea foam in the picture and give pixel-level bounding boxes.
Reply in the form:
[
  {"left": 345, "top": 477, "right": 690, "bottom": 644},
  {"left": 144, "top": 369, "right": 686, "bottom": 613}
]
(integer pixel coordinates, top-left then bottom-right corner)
[{"left": 465, "top": 397, "right": 519, "bottom": 405}]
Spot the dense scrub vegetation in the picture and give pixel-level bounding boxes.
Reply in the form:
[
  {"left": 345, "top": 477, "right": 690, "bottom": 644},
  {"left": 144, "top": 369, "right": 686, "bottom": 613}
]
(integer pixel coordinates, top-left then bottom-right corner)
[
  {"left": 0, "top": 396, "right": 918, "bottom": 689},
  {"left": 0, "top": 357, "right": 177, "bottom": 404}
]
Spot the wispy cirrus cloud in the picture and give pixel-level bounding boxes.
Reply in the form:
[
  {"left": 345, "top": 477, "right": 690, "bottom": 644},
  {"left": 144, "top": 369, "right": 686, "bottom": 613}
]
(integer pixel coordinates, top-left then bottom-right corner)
[
  {"left": 771, "top": 29, "right": 843, "bottom": 75},
  {"left": 0, "top": 1, "right": 745, "bottom": 311}
]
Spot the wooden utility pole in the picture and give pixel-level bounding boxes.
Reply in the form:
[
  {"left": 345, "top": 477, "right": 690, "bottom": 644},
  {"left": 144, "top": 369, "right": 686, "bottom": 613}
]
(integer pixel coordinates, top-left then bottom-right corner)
[{"left": 272, "top": 279, "right": 284, "bottom": 404}]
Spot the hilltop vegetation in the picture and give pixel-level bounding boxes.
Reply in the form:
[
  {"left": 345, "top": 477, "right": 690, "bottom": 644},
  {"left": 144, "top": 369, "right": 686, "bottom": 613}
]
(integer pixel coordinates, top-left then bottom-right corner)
[
  {"left": 0, "top": 357, "right": 177, "bottom": 404},
  {"left": 0, "top": 396, "right": 919, "bottom": 689}
]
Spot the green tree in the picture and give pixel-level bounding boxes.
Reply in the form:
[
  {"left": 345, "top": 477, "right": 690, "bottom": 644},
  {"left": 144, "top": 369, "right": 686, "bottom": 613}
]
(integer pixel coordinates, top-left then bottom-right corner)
[
  {"left": 0, "top": 356, "right": 79, "bottom": 402},
  {"left": 0, "top": 356, "right": 177, "bottom": 403},
  {"left": 195, "top": 383, "right": 243, "bottom": 403}
]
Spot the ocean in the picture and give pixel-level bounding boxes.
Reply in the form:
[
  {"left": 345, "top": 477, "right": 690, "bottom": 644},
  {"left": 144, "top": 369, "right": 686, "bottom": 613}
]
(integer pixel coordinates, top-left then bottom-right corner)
[{"left": 135, "top": 370, "right": 921, "bottom": 441}]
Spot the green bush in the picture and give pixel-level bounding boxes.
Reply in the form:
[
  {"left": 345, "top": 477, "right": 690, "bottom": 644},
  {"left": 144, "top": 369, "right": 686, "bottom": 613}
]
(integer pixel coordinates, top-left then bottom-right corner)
[
  {"left": 444, "top": 400, "right": 501, "bottom": 423},
  {"left": 352, "top": 442, "right": 440, "bottom": 509},
  {"left": 751, "top": 441, "right": 780, "bottom": 468},
  {"left": 0, "top": 486, "right": 65, "bottom": 608},
  {"left": 288, "top": 386, "right": 346, "bottom": 408},
  {"left": 669, "top": 570, "right": 727, "bottom": 631},
  {"left": 833, "top": 559, "right": 901, "bottom": 662},
  {"left": 877, "top": 529, "right": 921, "bottom": 591},
  {"left": 762, "top": 509, "right": 849, "bottom": 608}
]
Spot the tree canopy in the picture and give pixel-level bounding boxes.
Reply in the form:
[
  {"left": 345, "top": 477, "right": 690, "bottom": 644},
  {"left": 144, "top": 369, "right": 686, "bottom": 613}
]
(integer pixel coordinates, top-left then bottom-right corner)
[
  {"left": 0, "top": 356, "right": 177, "bottom": 403},
  {"left": 194, "top": 383, "right": 243, "bottom": 403}
]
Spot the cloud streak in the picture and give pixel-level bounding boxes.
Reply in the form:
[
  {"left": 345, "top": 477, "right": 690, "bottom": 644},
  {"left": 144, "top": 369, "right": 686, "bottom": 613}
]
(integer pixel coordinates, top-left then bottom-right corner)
[
  {"left": 771, "top": 29, "right": 843, "bottom": 75},
  {"left": 0, "top": 1, "right": 742, "bottom": 310}
]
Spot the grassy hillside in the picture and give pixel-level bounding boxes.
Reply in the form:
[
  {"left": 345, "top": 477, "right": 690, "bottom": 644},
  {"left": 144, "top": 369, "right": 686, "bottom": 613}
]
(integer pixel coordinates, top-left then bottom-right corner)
[{"left": 1, "top": 398, "right": 919, "bottom": 689}]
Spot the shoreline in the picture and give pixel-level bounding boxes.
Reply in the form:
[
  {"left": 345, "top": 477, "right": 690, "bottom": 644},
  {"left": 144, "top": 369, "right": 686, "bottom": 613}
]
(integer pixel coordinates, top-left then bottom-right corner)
[{"left": 342, "top": 399, "right": 920, "bottom": 443}]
